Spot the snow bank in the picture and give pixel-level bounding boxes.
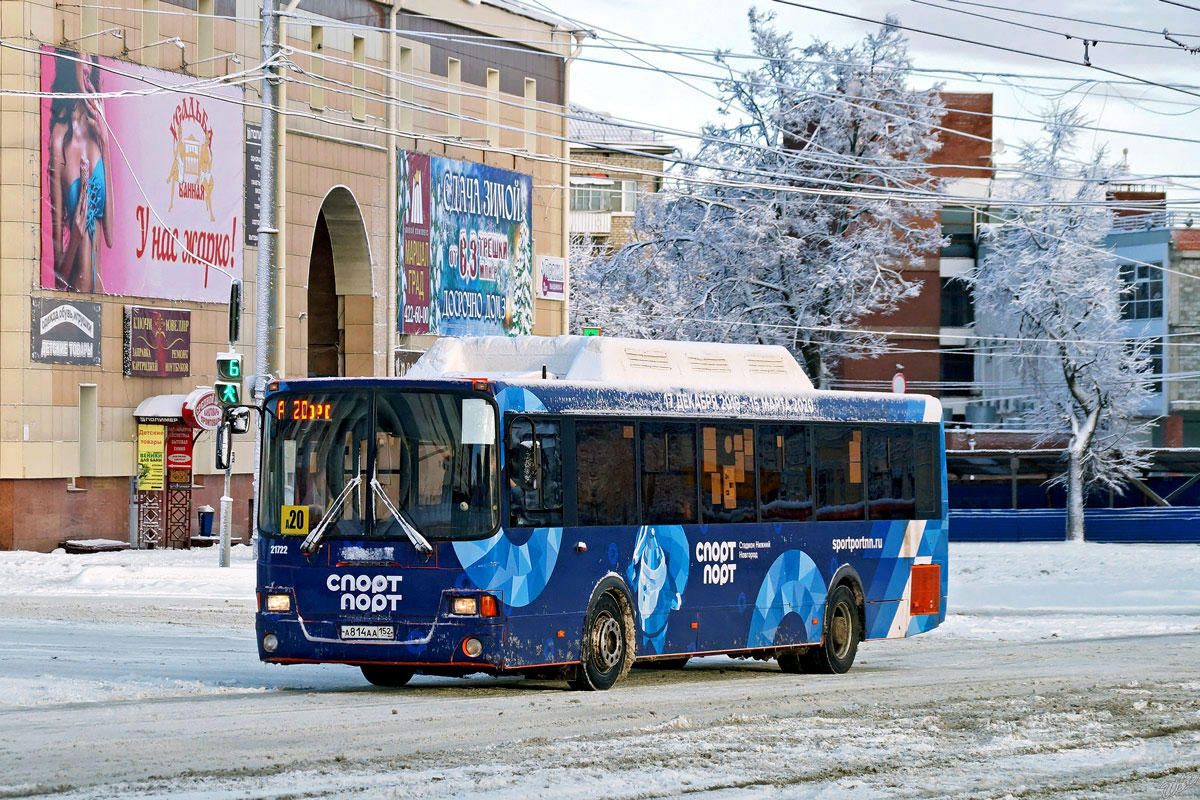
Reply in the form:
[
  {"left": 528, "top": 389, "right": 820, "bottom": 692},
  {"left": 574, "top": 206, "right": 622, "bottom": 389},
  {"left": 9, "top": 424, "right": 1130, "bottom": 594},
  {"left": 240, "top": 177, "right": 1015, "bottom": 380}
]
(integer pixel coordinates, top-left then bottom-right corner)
[
  {"left": 938, "top": 541, "right": 1200, "bottom": 641},
  {"left": 0, "top": 544, "right": 255, "bottom": 600}
]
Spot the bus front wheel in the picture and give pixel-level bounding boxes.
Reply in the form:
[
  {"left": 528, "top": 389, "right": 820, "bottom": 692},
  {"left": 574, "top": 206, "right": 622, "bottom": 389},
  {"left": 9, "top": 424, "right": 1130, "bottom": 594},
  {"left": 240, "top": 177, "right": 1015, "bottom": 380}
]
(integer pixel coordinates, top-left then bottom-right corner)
[
  {"left": 778, "top": 585, "right": 861, "bottom": 675},
  {"left": 569, "top": 591, "right": 634, "bottom": 691},
  {"left": 360, "top": 665, "right": 415, "bottom": 687}
]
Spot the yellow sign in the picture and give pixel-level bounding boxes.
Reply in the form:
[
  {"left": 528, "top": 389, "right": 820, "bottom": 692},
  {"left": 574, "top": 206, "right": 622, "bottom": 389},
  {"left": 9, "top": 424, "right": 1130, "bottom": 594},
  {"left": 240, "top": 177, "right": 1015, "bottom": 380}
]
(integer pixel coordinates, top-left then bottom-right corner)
[
  {"left": 280, "top": 505, "right": 309, "bottom": 536},
  {"left": 136, "top": 424, "right": 165, "bottom": 491}
]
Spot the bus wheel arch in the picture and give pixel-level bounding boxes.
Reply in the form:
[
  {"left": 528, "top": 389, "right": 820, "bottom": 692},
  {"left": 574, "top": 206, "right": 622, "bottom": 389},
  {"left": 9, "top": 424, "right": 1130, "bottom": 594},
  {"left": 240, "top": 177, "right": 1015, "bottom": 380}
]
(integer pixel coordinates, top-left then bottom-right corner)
[
  {"left": 828, "top": 564, "right": 867, "bottom": 636},
  {"left": 568, "top": 574, "right": 636, "bottom": 691}
]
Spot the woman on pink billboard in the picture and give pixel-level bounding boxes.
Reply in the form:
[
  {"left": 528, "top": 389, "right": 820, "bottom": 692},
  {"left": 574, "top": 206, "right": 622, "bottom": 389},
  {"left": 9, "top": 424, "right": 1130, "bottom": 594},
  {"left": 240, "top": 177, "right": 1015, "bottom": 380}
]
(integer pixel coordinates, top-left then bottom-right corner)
[{"left": 47, "top": 49, "right": 113, "bottom": 293}]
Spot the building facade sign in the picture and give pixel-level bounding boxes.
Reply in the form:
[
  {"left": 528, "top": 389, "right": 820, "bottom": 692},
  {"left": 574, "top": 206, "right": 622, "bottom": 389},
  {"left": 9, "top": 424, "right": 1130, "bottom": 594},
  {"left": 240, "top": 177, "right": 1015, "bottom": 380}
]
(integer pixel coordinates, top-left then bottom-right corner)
[
  {"left": 124, "top": 306, "right": 191, "bottom": 377},
  {"left": 398, "top": 151, "right": 533, "bottom": 336},
  {"left": 536, "top": 255, "right": 565, "bottom": 301},
  {"left": 39, "top": 48, "right": 244, "bottom": 301},
  {"left": 136, "top": 423, "right": 165, "bottom": 491},
  {"left": 30, "top": 297, "right": 102, "bottom": 366},
  {"left": 165, "top": 425, "right": 193, "bottom": 485},
  {"left": 182, "top": 387, "right": 222, "bottom": 430}
]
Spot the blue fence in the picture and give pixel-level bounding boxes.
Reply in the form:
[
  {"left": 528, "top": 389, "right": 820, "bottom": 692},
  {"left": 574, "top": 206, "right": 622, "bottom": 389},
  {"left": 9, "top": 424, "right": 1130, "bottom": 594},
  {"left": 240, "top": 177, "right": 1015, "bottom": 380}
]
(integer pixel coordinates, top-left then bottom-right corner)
[{"left": 948, "top": 507, "right": 1200, "bottom": 543}]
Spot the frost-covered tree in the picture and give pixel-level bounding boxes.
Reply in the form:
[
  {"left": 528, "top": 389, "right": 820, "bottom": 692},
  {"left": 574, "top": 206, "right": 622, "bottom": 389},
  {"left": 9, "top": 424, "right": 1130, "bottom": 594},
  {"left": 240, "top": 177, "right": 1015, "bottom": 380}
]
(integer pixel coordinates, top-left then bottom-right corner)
[
  {"left": 575, "top": 11, "right": 946, "bottom": 386},
  {"left": 971, "top": 107, "right": 1152, "bottom": 542}
]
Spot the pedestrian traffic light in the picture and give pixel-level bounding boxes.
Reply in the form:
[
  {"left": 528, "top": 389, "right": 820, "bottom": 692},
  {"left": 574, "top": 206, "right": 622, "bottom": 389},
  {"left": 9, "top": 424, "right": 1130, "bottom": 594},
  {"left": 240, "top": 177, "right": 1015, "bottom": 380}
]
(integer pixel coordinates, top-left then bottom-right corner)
[{"left": 215, "top": 352, "right": 243, "bottom": 407}]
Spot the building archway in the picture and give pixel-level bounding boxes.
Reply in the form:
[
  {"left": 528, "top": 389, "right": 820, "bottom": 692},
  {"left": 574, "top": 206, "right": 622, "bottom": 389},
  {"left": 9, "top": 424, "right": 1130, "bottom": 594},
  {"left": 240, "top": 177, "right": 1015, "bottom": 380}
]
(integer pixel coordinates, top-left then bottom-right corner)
[{"left": 306, "top": 186, "right": 374, "bottom": 377}]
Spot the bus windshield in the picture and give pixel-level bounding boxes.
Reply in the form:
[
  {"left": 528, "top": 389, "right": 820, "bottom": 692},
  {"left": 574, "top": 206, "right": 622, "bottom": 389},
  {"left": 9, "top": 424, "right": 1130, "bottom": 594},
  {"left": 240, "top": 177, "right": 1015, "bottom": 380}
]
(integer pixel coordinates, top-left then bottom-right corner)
[{"left": 260, "top": 389, "right": 500, "bottom": 541}]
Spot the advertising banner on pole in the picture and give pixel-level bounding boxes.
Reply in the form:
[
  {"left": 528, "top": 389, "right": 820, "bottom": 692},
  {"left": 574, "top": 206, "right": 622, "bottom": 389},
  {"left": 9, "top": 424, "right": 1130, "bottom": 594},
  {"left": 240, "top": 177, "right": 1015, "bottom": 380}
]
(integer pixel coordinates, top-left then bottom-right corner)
[
  {"left": 39, "top": 47, "right": 244, "bottom": 302},
  {"left": 137, "top": 423, "right": 166, "bottom": 491},
  {"left": 397, "top": 150, "right": 534, "bottom": 336}
]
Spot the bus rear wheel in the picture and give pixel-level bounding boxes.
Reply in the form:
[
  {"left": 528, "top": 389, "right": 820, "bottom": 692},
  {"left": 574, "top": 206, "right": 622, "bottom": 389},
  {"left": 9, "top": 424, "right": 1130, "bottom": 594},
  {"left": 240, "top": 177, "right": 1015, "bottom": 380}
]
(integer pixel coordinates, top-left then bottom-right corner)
[
  {"left": 569, "top": 592, "right": 634, "bottom": 691},
  {"left": 360, "top": 665, "right": 415, "bottom": 687},
  {"left": 777, "top": 585, "right": 861, "bottom": 675}
]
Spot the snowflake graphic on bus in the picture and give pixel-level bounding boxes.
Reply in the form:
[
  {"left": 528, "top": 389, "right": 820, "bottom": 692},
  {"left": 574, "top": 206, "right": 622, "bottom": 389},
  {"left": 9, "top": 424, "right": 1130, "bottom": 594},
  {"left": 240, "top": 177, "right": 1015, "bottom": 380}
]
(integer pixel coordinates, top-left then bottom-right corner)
[{"left": 626, "top": 525, "right": 689, "bottom": 653}]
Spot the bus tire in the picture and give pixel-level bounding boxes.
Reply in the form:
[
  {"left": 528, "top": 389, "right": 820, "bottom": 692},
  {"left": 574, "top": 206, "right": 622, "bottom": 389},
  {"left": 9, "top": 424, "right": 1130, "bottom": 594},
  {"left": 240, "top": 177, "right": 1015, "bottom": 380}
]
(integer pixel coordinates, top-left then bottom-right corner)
[
  {"left": 569, "top": 591, "right": 634, "bottom": 691},
  {"left": 802, "top": 584, "right": 861, "bottom": 675},
  {"left": 360, "top": 665, "right": 415, "bottom": 687}
]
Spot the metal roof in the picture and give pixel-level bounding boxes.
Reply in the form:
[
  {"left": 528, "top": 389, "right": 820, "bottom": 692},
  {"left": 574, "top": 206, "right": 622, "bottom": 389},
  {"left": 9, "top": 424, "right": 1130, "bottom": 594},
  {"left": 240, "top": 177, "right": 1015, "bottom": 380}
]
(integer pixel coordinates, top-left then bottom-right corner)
[{"left": 569, "top": 104, "right": 676, "bottom": 152}]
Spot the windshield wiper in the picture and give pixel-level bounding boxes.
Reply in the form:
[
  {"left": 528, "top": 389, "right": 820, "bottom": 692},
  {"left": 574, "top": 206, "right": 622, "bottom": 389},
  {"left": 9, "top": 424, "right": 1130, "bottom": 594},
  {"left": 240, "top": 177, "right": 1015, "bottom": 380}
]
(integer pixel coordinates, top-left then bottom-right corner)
[
  {"left": 370, "top": 477, "right": 434, "bottom": 557},
  {"left": 300, "top": 474, "right": 362, "bottom": 556}
]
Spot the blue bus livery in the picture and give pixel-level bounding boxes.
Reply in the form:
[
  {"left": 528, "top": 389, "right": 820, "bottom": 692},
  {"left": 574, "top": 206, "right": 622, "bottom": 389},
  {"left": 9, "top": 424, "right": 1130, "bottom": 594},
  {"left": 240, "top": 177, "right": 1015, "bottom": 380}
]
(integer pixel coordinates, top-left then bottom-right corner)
[{"left": 255, "top": 336, "right": 948, "bottom": 690}]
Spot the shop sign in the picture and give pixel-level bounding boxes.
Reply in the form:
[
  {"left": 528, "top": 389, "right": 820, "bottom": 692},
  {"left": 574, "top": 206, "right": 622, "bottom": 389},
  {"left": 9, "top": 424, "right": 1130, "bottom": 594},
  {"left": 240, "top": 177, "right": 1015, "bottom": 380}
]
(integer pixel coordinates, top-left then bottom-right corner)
[
  {"left": 166, "top": 426, "right": 193, "bottom": 486},
  {"left": 536, "top": 255, "right": 565, "bottom": 301},
  {"left": 137, "top": 424, "right": 166, "bottom": 491},
  {"left": 124, "top": 306, "right": 191, "bottom": 377},
  {"left": 397, "top": 151, "right": 534, "bottom": 336},
  {"left": 182, "top": 387, "right": 222, "bottom": 430},
  {"left": 30, "top": 297, "right": 102, "bottom": 366}
]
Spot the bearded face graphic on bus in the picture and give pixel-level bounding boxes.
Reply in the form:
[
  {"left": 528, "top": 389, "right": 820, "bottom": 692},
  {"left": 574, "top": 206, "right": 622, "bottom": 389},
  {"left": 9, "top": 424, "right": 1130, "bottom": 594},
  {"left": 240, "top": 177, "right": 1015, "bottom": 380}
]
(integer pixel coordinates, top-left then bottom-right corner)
[{"left": 626, "top": 525, "right": 689, "bottom": 654}]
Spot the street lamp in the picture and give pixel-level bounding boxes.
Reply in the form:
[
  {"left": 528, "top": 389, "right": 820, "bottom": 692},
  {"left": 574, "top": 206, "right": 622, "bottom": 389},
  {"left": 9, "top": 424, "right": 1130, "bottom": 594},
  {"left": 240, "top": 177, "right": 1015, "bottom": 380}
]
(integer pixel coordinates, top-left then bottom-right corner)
[
  {"left": 186, "top": 52, "right": 242, "bottom": 69},
  {"left": 125, "top": 36, "right": 186, "bottom": 55},
  {"left": 63, "top": 27, "right": 124, "bottom": 45}
]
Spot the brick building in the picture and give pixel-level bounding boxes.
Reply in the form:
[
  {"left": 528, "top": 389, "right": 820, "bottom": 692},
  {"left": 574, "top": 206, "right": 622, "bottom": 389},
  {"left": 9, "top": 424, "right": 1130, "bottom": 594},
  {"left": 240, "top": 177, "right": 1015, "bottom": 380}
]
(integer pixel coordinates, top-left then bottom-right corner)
[
  {"left": 0, "top": 0, "right": 582, "bottom": 550},
  {"left": 567, "top": 104, "right": 675, "bottom": 249},
  {"left": 837, "top": 92, "right": 995, "bottom": 421}
]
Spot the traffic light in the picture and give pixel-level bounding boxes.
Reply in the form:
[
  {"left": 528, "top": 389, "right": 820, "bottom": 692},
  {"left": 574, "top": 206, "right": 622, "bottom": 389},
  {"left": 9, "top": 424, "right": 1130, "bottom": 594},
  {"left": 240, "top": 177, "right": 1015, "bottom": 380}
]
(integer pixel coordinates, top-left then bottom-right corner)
[{"left": 215, "top": 351, "right": 243, "bottom": 407}]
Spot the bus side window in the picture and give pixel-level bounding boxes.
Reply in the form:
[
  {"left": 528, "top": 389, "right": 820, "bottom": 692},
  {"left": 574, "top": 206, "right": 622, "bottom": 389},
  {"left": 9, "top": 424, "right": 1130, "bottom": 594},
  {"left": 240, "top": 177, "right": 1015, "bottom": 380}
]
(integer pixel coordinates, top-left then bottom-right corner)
[
  {"left": 865, "top": 427, "right": 916, "bottom": 520},
  {"left": 506, "top": 417, "right": 563, "bottom": 528},
  {"left": 758, "top": 424, "right": 813, "bottom": 521},
  {"left": 701, "top": 425, "right": 756, "bottom": 523},
  {"left": 640, "top": 421, "right": 697, "bottom": 524},
  {"left": 814, "top": 425, "right": 865, "bottom": 521},
  {"left": 914, "top": 426, "right": 940, "bottom": 518},
  {"left": 576, "top": 421, "right": 637, "bottom": 526}
]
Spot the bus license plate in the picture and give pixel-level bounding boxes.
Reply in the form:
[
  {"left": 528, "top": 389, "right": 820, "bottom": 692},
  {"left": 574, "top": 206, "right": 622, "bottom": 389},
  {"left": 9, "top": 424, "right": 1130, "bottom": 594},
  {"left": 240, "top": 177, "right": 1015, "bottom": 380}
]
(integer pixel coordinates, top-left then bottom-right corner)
[{"left": 340, "top": 625, "right": 394, "bottom": 641}]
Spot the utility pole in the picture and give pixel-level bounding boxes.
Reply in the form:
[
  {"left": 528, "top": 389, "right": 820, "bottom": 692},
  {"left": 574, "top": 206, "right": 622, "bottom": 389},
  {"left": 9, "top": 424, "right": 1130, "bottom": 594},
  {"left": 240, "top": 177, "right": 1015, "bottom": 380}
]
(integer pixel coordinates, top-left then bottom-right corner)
[{"left": 253, "top": 0, "right": 281, "bottom": 539}]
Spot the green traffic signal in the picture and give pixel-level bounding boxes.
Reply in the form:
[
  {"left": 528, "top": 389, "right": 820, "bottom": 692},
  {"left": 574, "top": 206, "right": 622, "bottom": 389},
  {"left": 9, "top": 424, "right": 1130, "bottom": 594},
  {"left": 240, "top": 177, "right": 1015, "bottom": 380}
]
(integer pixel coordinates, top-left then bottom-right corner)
[
  {"left": 215, "top": 381, "right": 242, "bottom": 406},
  {"left": 216, "top": 352, "right": 243, "bottom": 382}
]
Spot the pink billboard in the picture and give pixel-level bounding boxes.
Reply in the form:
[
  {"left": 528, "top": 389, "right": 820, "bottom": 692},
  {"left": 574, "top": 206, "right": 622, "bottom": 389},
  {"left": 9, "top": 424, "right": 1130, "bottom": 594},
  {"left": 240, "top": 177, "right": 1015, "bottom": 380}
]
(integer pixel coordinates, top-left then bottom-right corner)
[{"left": 40, "top": 48, "right": 244, "bottom": 302}]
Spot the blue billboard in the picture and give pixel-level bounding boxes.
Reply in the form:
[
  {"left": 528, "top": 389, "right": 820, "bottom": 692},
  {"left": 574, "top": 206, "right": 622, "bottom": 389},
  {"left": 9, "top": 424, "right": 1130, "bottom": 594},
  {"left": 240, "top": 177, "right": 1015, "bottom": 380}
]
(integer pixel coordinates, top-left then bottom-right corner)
[{"left": 398, "top": 151, "right": 534, "bottom": 337}]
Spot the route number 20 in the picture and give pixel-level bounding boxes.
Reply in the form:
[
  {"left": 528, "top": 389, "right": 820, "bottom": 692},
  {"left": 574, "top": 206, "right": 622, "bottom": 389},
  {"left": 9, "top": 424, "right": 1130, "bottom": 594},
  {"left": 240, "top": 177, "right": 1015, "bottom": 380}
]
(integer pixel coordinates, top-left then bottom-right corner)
[{"left": 280, "top": 505, "right": 309, "bottom": 536}]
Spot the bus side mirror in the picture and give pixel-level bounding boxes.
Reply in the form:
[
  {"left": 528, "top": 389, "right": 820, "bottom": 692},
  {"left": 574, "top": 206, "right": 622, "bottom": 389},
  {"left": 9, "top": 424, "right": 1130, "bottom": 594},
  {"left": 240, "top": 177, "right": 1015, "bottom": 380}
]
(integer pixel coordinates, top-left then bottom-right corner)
[{"left": 508, "top": 439, "right": 538, "bottom": 491}]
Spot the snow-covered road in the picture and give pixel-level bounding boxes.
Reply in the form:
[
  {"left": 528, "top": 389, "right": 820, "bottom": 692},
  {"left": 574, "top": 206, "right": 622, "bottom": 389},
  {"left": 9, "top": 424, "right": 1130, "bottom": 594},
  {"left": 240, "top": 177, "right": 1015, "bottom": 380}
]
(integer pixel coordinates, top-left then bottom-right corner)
[{"left": 0, "top": 542, "right": 1197, "bottom": 799}]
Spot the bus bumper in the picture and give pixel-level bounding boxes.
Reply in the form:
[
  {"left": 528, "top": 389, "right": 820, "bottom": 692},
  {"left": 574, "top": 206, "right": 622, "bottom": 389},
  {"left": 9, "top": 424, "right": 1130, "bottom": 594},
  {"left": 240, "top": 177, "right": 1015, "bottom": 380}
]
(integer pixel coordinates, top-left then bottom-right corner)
[{"left": 255, "top": 614, "right": 507, "bottom": 671}]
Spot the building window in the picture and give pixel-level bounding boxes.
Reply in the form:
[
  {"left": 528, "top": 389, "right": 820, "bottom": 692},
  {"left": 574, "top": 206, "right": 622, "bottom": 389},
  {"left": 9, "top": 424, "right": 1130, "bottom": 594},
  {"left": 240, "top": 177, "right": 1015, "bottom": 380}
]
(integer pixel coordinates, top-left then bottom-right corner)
[
  {"left": 569, "top": 182, "right": 637, "bottom": 213},
  {"left": 941, "top": 206, "right": 976, "bottom": 258},
  {"left": 1120, "top": 262, "right": 1164, "bottom": 320},
  {"left": 1134, "top": 337, "right": 1164, "bottom": 394},
  {"left": 447, "top": 57, "right": 461, "bottom": 137},
  {"left": 940, "top": 277, "right": 974, "bottom": 328},
  {"left": 309, "top": 26, "right": 324, "bottom": 109},
  {"left": 351, "top": 36, "right": 366, "bottom": 121},
  {"left": 940, "top": 348, "right": 974, "bottom": 396}
]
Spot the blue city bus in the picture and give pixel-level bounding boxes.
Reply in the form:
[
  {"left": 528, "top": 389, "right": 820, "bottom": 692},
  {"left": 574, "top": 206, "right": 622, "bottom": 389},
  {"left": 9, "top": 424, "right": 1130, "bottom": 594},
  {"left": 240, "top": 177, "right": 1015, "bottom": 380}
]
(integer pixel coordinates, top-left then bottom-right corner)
[{"left": 255, "top": 337, "right": 948, "bottom": 690}]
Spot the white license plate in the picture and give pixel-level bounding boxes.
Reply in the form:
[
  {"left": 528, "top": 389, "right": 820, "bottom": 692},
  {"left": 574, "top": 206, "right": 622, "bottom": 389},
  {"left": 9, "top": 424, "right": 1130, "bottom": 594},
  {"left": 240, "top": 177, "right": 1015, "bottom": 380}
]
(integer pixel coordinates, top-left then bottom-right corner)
[{"left": 340, "top": 625, "right": 394, "bottom": 641}]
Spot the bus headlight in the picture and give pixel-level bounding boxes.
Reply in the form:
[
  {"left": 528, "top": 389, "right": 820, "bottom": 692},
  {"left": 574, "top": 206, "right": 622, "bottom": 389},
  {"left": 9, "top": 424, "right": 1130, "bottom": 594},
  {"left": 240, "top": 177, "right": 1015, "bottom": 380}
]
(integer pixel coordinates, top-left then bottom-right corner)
[
  {"left": 262, "top": 633, "right": 279, "bottom": 652},
  {"left": 451, "top": 597, "right": 478, "bottom": 615},
  {"left": 265, "top": 593, "right": 292, "bottom": 613},
  {"left": 462, "top": 637, "right": 483, "bottom": 657}
]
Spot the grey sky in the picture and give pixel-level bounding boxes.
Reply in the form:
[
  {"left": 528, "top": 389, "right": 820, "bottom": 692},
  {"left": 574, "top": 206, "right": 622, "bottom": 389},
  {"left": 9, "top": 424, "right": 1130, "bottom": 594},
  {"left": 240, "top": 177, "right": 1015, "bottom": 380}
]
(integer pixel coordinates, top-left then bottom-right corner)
[{"left": 551, "top": 0, "right": 1200, "bottom": 204}]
